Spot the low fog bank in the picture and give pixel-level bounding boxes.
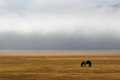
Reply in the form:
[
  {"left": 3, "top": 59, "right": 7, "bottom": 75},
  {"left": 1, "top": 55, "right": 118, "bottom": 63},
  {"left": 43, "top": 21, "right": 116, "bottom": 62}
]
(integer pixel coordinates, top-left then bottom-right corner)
[{"left": 0, "top": 32, "right": 120, "bottom": 50}]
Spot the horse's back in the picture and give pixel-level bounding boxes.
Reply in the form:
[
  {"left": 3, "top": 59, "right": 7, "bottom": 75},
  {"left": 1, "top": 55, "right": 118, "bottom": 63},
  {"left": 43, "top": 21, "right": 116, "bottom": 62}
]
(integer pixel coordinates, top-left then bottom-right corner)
[{"left": 86, "top": 60, "right": 91, "bottom": 63}]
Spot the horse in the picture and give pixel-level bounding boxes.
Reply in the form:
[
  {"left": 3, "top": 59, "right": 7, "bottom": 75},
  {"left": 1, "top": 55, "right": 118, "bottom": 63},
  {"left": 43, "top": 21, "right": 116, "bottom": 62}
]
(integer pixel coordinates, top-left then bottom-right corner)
[{"left": 81, "top": 60, "right": 91, "bottom": 67}]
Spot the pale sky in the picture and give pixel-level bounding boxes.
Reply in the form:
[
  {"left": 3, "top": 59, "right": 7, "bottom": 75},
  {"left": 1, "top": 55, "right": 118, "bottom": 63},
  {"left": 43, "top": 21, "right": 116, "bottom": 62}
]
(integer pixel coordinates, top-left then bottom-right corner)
[{"left": 0, "top": 0, "right": 120, "bottom": 50}]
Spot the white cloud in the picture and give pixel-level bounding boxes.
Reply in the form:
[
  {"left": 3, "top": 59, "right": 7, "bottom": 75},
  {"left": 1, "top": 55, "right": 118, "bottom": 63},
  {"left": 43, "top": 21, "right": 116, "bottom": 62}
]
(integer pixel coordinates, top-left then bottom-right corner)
[{"left": 0, "top": 0, "right": 120, "bottom": 36}]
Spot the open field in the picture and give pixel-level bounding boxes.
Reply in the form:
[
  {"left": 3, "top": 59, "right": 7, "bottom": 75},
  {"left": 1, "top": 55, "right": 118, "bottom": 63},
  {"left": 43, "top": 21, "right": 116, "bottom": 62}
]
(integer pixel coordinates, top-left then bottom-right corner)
[{"left": 0, "top": 51, "right": 120, "bottom": 80}]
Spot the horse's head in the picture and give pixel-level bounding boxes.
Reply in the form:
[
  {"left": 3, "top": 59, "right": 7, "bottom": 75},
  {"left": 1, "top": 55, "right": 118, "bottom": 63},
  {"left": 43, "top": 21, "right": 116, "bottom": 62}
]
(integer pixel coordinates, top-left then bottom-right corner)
[{"left": 81, "top": 63, "right": 83, "bottom": 67}]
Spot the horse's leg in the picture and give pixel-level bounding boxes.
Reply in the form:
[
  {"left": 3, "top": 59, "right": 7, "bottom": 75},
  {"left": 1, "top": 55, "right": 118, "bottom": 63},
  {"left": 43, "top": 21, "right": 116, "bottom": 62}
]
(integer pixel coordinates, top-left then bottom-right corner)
[{"left": 84, "top": 64, "right": 86, "bottom": 67}]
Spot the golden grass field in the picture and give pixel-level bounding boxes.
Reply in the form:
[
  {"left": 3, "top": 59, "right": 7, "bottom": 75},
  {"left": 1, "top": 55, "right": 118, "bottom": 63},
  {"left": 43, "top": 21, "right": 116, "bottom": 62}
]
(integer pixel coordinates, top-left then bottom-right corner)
[{"left": 0, "top": 51, "right": 120, "bottom": 80}]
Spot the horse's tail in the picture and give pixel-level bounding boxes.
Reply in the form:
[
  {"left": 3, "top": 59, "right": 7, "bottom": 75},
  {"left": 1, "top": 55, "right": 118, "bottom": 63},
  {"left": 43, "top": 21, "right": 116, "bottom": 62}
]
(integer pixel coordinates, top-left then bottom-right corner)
[{"left": 89, "top": 61, "right": 91, "bottom": 67}]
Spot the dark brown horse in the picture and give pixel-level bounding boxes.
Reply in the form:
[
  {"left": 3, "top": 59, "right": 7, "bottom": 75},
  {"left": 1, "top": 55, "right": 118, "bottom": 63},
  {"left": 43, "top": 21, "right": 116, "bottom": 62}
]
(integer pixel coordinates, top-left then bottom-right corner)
[{"left": 81, "top": 60, "right": 91, "bottom": 67}]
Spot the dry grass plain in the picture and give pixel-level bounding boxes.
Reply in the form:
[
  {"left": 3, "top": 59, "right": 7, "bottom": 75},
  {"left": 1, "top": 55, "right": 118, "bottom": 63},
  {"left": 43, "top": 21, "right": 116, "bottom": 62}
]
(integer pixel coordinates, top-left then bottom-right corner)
[{"left": 0, "top": 51, "right": 119, "bottom": 80}]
